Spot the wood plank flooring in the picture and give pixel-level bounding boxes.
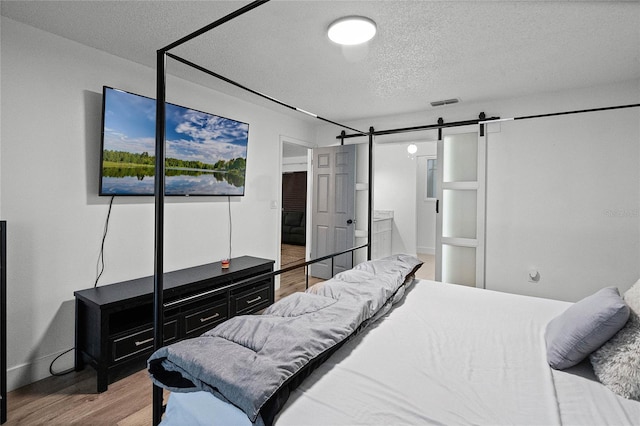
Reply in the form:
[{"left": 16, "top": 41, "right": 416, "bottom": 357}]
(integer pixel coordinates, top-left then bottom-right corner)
[
  {"left": 276, "top": 244, "right": 323, "bottom": 300},
  {"left": 6, "top": 368, "right": 167, "bottom": 425}
]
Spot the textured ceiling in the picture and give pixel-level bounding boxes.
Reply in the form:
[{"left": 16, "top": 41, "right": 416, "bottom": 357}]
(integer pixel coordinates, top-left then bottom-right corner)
[{"left": 2, "top": 1, "right": 639, "bottom": 123}]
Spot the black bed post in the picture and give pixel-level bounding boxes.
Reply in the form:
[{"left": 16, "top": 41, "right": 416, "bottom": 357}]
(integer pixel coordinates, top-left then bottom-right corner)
[
  {"left": 150, "top": 4, "right": 277, "bottom": 423},
  {"left": 152, "top": 49, "right": 167, "bottom": 426},
  {"left": 367, "top": 127, "right": 374, "bottom": 261}
]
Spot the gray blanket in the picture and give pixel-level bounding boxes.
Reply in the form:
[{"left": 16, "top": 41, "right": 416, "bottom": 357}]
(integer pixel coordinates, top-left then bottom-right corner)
[{"left": 148, "top": 254, "right": 422, "bottom": 425}]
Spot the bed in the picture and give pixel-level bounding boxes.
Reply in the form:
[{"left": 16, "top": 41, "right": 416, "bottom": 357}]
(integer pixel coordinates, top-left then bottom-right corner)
[{"left": 149, "top": 256, "right": 640, "bottom": 425}]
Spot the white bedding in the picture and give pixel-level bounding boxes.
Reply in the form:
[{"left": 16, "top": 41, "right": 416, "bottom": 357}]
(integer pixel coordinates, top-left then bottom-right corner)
[{"left": 161, "top": 280, "right": 640, "bottom": 425}]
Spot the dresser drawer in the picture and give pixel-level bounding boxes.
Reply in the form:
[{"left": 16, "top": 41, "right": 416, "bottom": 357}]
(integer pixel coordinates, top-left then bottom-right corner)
[
  {"left": 234, "top": 283, "right": 271, "bottom": 315},
  {"left": 111, "top": 320, "right": 177, "bottom": 363},
  {"left": 184, "top": 302, "right": 228, "bottom": 335}
]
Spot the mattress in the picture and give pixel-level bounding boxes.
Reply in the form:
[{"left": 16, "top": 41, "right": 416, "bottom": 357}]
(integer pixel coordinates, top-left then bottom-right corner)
[{"left": 160, "top": 280, "right": 640, "bottom": 425}]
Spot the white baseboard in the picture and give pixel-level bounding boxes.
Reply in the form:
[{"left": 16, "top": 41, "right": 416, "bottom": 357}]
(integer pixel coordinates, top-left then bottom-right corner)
[
  {"left": 7, "top": 348, "right": 75, "bottom": 392},
  {"left": 417, "top": 247, "right": 435, "bottom": 255}
]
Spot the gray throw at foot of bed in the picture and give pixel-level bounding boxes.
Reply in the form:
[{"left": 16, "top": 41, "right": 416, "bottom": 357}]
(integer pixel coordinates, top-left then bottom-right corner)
[{"left": 148, "top": 254, "right": 423, "bottom": 426}]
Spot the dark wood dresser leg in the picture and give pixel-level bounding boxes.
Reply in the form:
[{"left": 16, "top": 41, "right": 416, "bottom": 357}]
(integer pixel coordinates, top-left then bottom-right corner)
[{"left": 96, "top": 368, "right": 108, "bottom": 393}]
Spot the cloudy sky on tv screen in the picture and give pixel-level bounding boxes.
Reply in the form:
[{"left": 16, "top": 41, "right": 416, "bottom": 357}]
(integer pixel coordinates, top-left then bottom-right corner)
[{"left": 101, "top": 88, "right": 248, "bottom": 195}]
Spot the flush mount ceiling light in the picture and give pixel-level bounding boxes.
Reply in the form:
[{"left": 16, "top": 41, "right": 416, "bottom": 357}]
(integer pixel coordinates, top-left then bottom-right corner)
[
  {"left": 328, "top": 16, "right": 377, "bottom": 45},
  {"left": 407, "top": 144, "right": 418, "bottom": 155}
]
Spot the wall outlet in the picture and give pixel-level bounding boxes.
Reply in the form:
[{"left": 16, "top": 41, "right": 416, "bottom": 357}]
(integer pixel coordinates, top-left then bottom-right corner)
[{"left": 528, "top": 269, "right": 540, "bottom": 283}]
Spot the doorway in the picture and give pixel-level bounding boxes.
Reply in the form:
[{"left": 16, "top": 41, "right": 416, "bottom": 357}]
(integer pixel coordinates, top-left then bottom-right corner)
[
  {"left": 416, "top": 154, "right": 437, "bottom": 280},
  {"left": 281, "top": 171, "right": 307, "bottom": 266},
  {"left": 372, "top": 140, "right": 436, "bottom": 279},
  {"left": 278, "top": 138, "right": 314, "bottom": 299}
]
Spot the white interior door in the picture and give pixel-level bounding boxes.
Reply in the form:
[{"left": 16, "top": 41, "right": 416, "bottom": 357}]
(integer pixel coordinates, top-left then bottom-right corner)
[
  {"left": 310, "top": 145, "right": 356, "bottom": 279},
  {"left": 435, "top": 130, "right": 486, "bottom": 287}
]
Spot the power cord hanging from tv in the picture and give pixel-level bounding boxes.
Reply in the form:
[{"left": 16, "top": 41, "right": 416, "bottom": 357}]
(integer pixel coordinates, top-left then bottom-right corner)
[
  {"left": 95, "top": 195, "right": 115, "bottom": 287},
  {"left": 49, "top": 196, "right": 116, "bottom": 376},
  {"left": 227, "top": 196, "right": 232, "bottom": 260}
]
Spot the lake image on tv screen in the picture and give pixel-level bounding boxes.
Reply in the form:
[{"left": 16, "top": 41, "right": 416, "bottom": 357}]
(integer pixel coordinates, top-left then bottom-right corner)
[{"left": 101, "top": 88, "right": 248, "bottom": 196}]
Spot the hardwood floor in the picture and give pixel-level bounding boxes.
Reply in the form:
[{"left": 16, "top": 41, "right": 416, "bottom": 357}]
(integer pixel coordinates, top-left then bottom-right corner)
[
  {"left": 276, "top": 243, "right": 323, "bottom": 300},
  {"left": 5, "top": 245, "right": 319, "bottom": 425},
  {"left": 6, "top": 368, "right": 166, "bottom": 425}
]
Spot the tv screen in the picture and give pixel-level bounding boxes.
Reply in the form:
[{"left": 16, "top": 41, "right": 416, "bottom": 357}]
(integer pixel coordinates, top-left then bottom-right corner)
[{"left": 100, "top": 86, "right": 249, "bottom": 196}]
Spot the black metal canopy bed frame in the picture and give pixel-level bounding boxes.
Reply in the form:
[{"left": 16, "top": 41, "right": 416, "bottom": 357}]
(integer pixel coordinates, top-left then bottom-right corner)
[{"left": 150, "top": 1, "right": 640, "bottom": 424}]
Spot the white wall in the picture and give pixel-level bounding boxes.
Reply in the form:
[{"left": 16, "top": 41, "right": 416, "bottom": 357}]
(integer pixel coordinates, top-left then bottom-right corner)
[
  {"left": 484, "top": 90, "right": 639, "bottom": 302},
  {"left": 0, "top": 17, "right": 316, "bottom": 390},
  {"left": 282, "top": 155, "right": 308, "bottom": 173},
  {"left": 317, "top": 79, "right": 640, "bottom": 303}
]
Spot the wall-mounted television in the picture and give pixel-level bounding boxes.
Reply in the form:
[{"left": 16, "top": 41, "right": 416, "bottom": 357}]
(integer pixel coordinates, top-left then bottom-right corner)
[{"left": 99, "top": 86, "right": 249, "bottom": 196}]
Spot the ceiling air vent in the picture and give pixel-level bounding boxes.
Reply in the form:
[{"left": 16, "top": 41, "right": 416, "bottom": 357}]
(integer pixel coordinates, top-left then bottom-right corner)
[{"left": 430, "top": 98, "right": 460, "bottom": 107}]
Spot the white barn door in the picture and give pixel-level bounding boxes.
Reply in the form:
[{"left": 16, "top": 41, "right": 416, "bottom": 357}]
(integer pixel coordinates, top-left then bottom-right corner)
[
  {"left": 309, "top": 145, "right": 356, "bottom": 279},
  {"left": 435, "top": 131, "right": 486, "bottom": 287}
]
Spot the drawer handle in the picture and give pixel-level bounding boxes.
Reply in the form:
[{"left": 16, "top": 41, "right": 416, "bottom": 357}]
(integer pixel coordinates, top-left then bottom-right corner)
[
  {"left": 135, "top": 337, "right": 154, "bottom": 347},
  {"left": 246, "top": 296, "right": 262, "bottom": 304},
  {"left": 200, "top": 313, "right": 220, "bottom": 323}
]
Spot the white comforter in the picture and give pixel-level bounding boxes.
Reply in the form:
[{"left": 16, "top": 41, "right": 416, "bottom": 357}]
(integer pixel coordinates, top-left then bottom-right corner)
[{"left": 162, "top": 280, "right": 640, "bottom": 425}]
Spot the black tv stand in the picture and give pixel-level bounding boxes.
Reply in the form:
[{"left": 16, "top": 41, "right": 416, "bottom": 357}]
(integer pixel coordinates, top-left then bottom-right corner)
[{"left": 74, "top": 255, "right": 274, "bottom": 392}]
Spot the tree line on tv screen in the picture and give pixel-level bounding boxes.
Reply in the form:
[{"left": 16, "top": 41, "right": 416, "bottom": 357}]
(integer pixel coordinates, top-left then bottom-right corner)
[{"left": 102, "top": 150, "right": 246, "bottom": 174}]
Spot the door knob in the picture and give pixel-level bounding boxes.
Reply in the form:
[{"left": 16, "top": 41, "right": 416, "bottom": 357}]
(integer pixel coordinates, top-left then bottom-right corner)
[{"left": 347, "top": 219, "right": 354, "bottom": 225}]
